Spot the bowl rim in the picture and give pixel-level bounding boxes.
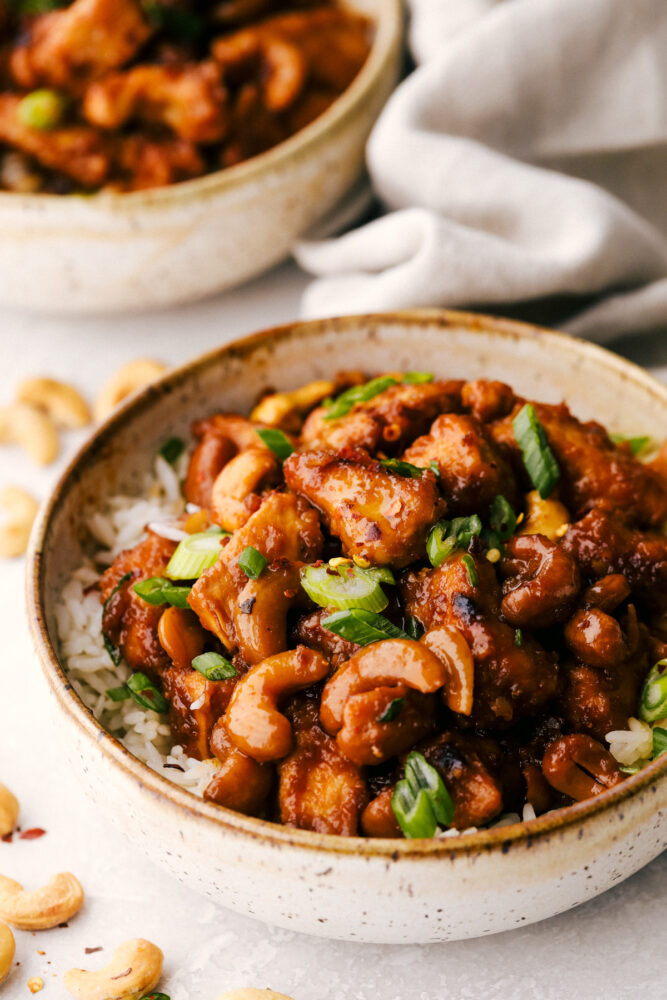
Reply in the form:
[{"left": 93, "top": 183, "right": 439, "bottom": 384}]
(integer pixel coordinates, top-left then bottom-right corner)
[
  {"left": 26, "top": 308, "right": 667, "bottom": 860},
  {"left": 0, "top": 0, "right": 402, "bottom": 214}
]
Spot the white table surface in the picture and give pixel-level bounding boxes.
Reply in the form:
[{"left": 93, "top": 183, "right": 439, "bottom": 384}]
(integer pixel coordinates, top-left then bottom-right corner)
[{"left": 1, "top": 262, "right": 665, "bottom": 1000}]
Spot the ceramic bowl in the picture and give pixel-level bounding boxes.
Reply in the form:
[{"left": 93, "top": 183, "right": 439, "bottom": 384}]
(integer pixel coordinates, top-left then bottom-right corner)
[
  {"left": 0, "top": 0, "right": 401, "bottom": 315},
  {"left": 27, "top": 310, "right": 667, "bottom": 943}
]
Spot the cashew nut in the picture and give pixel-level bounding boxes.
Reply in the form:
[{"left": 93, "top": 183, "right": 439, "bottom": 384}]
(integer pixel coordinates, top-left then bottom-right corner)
[
  {"left": 542, "top": 734, "right": 624, "bottom": 802},
  {"left": 518, "top": 490, "right": 570, "bottom": 541},
  {"left": 94, "top": 360, "right": 166, "bottom": 422},
  {"left": 0, "top": 486, "right": 39, "bottom": 558},
  {"left": 157, "top": 606, "right": 205, "bottom": 672},
  {"left": 210, "top": 447, "right": 281, "bottom": 531},
  {"left": 0, "top": 872, "right": 84, "bottom": 930},
  {"left": 420, "top": 626, "right": 475, "bottom": 716},
  {"left": 27, "top": 977, "right": 44, "bottom": 994},
  {"left": 0, "top": 922, "right": 15, "bottom": 986},
  {"left": 64, "top": 938, "right": 163, "bottom": 1000},
  {"left": 17, "top": 377, "right": 90, "bottom": 429},
  {"left": 0, "top": 783, "right": 19, "bottom": 836},
  {"left": 0, "top": 402, "right": 58, "bottom": 465},
  {"left": 225, "top": 646, "right": 329, "bottom": 762},
  {"left": 217, "top": 992, "right": 295, "bottom": 1000},
  {"left": 251, "top": 379, "right": 334, "bottom": 432}
]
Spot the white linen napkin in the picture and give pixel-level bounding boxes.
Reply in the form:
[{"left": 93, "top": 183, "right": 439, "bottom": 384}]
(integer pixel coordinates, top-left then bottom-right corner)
[{"left": 295, "top": 0, "right": 667, "bottom": 343}]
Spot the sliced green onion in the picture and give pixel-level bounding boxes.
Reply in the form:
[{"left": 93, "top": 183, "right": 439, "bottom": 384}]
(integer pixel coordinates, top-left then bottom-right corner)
[
  {"left": 102, "top": 571, "right": 133, "bottom": 612},
  {"left": 166, "top": 531, "right": 226, "bottom": 580},
  {"left": 238, "top": 545, "right": 267, "bottom": 579},
  {"left": 429, "top": 460, "right": 441, "bottom": 478},
  {"left": 140, "top": 993, "right": 171, "bottom": 1000},
  {"left": 489, "top": 495, "right": 516, "bottom": 540},
  {"left": 391, "top": 751, "right": 454, "bottom": 839},
  {"left": 378, "top": 697, "right": 404, "bottom": 723},
  {"left": 323, "top": 376, "right": 398, "bottom": 421},
  {"left": 461, "top": 553, "right": 478, "bottom": 587},
  {"left": 363, "top": 565, "right": 396, "bottom": 585},
  {"left": 652, "top": 727, "right": 667, "bottom": 759},
  {"left": 402, "top": 372, "right": 434, "bottom": 384},
  {"left": 126, "top": 672, "right": 168, "bottom": 713},
  {"left": 301, "top": 564, "right": 389, "bottom": 612},
  {"left": 620, "top": 764, "right": 642, "bottom": 775},
  {"left": 17, "top": 89, "right": 67, "bottom": 130},
  {"left": 380, "top": 458, "right": 425, "bottom": 478},
  {"left": 158, "top": 437, "right": 185, "bottom": 465},
  {"left": 102, "top": 632, "right": 122, "bottom": 667},
  {"left": 406, "top": 615, "right": 424, "bottom": 639},
  {"left": 18, "top": 0, "right": 68, "bottom": 13},
  {"left": 514, "top": 628, "right": 523, "bottom": 647},
  {"left": 322, "top": 609, "right": 410, "bottom": 645},
  {"left": 192, "top": 652, "right": 237, "bottom": 682},
  {"left": 512, "top": 404, "right": 560, "bottom": 499},
  {"left": 639, "top": 659, "right": 667, "bottom": 724},
  {"left": 133, "top": 576, "right": 191, "bottom": 608},
  {"left": 255, "top": 427, "right": 294, "bottom": 460},
  {"left": 426, "top": 515, "right": 482, "bottom": 568},
  {"left": 611, "top": 433, "right": 652, "bottom": 456},
  {"left": 106, "top": 685, "right": 130, "bottom": 702}
]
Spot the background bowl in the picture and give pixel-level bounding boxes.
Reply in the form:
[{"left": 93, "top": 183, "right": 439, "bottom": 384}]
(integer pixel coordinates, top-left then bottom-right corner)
[
  {"left": 0, "top": 0, "right": 401, "bottom": 315},
  {"left": 27, "top": 310, "right": 667, "bottom": 943}
]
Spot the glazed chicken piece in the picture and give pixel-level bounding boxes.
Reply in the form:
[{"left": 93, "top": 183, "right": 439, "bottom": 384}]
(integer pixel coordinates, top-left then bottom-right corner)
[
  {"left": 403, "top": 413, "right": 519, "bottom": 516},
  {"left": 188, "top": 491, "right": 323, "bottom": 663},
  {"left": 184, "top": 414, "right": 268, "bottom": 509},
  {"left": 100, "top": 530, "right": 177, "bottom": 681},
  {"left": 84, "top": 63, "right": 229, "bottom": 143},
  {"left": 283, "top": 447, "right": 442, "bottom": 568},
  {"left": 299, "top": 380, "right": 463, "bottom": 454},
  {"left": 204, "top": 716, "right": 274, "bottom": 814},
  {"left": 491, "top": 401, "right": 667, "bottom": 527},
  {"left": 11, "top": 0, "right": 152, "bottom": 92},
  {"left": 461, "top": 379, "right": 516, "bottom": 424},
  {"left": 401, "top": 553, "right": 560, "bottom": 728},
  {"left": 162, "top": 664, "right": 238, "bottom": 760},
  {"left": 278, "top": 696, "right": 368, "bottom": 835},
  {"left": 0, "top": 95, "right": 110, "bottom": 187},
  {"left": 113, "top": 134, "right": 204, "bottom": 191},
  {"left": 292, "top": 607, "right": 360, "bottom": 669},
  {"left": 419, "top": 732, "right": 505, "bottom": 830}
]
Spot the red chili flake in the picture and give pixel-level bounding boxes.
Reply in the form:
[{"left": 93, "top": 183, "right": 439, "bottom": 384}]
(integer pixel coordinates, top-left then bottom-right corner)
[
  {"left": 1, "top": 833, "right": 12, "bottom": 843},
  {"left": 111, "top": 967, "right": 132, "bottom": 980},
  {"left": 84, "top": 947, "right": 103, "bottom": 955},
  {"left": 20, "top": 828, "right": 46, "bottom": 840},
  {"left": 221, "top": 535, "right": 231, "bottom": 547},
  {"left": 283, "top": 589, "right": 298, "bottom": 599}
]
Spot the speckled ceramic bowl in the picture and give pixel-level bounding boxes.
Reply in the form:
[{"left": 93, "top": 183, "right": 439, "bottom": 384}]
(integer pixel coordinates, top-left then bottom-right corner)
[
  {"left": 0, "top": 0, "right": 401, "bottom": 314},
  {"left": 27, "top": 311, "right": 667, "bottom": 943}
]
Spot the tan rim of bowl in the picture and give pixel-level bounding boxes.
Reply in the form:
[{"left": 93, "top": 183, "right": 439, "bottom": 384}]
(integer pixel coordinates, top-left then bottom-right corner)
[
  {"left": 0, "top": 0, "right": 403, "bottom": 212},
  {"left": 26, "top": 309, "right": 667, "bottom": 859}
]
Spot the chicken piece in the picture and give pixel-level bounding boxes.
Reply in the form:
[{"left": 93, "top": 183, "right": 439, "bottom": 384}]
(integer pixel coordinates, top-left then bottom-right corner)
[
  {"left": 299, "top": 380, "right": 463, "bottom": 454},
  {"left": 278, "top": 696, "right": 367, "bottom": 835},
  {"left": 100, "top": 530, "right": 177, "bottom": 681},
  {"left": 0, "top": 95, "right": 110, "bottom": 187},
  {"left": 162, "top": 665, "right": 237, "bottom": 760},
  {"left": 401, "top": 553, "right": 559, "bottom": 728},
  {"left": 491, "top": 401, "right": 667, "bottom": 527},
  {"left": 499, "top": 534, "right": 580, "bottom": 628},
  {"left": 184, "top": 419, "right": 241, "bottom": 509},
  {"left": 188, "top": 491, "right": 322, "bottom": 663},
  {"left": 292, "top": 607, "right": 360, "bottom": 669},
  {"left": 418, "top": 732, "right": 504, "bottom": 830},
  {"left": 562, "top": 509, "right": 667, "bottom": 611},
  {"left": 84, "top": 62, "right": 229, "bottom": 143},
  {"left": 403, "top": 413, "right": 519, "bottom": 516},
  {"left": 113, "top": 134, "right": 204, "bottom": 191},
  {"left": 11, "top": 0, "right": 152, "bottom": 92},
  {"left": 461, "top": 379, "right": 515, "bottom": 424},
  {"left": 204, "top": 716, "right": 274, "bottom": 814},
  {"left": 283, "top": 448, "right": 442, "bottom": 568}
]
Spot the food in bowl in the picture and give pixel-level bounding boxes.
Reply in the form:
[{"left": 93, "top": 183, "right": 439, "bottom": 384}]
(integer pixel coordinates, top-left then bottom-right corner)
[
  {"left": 57, "top": 370, "right": 667, "bottom": 840},
  {"left": 0, "top": 0, "right": 371, "bottom": 193}
]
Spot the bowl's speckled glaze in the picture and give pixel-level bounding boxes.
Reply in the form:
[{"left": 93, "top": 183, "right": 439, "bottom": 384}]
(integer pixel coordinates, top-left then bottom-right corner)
[
  {"left": 27, "top": 311, "right": 667, "bottom": 943},
  {"left": 0, "top": 0, "right": 401, "bottom": 314}
]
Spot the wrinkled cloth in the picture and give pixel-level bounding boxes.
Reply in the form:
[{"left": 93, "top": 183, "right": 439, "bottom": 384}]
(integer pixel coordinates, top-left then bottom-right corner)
[{"left": 295, "top": 0, "right": 667, "bottom": 343}]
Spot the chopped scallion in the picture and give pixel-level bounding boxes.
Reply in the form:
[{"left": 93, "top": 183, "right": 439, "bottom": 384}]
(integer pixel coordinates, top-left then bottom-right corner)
[
  {"left": 323, "top": 376, "right": 398, "bottom": 421},
  {"left": 102, "top": 632, "right": 122, "bottom": 667},
  {"left": 489, "top": 494, "right": 516, "bottom": 540},
  {"left": 125, "top": 672, "right": 168, "bottom": 713},
  {"left": 402, "top": 372, "right": 434, "bottom": 384},
  {"left": 652, "top": 727, "right": 667, "bottom": 760},
  {"left": 238, "top": 545, "right": 267, "bottom": 579},
  {"left": 322, "top": 609, "right": 410, "bottom": 645},
  {"left": 106, "top": 685, "right": 130, "bottom": 702},
  {"left": 378, "top": 697, "right": 405, "bottom": 723},
  {"left": 429, "top": 460, "right": 441, "bottom": 478},
  {"left": 512, "top": 403, "right": 560, "bottom": 499},
  {"left": 158, "top": 437, "right": 185, "bottom": 465},
  {"left": 166, "top": 531, "right": 227, "bottom": 580},
  {"left": 192, "top": 652, "right": 237, "bottom": 682},
  {"left": 461, "top": 553, "right": 478, "bottom": 587},
  {"left": 301, "top": 563, "right": 389, "bottom": 612},
  {"left": 391, "top": 751, "right": 454, "bottom": 839},
  {"left": 102, "top": 571, "right": 133, "bottom": 612},
  {"left": 380, "top": 458, "right": 425, "bottom": 478},
  {"left": 255, "top": 427, "right": 294, "bottom": 460},
  {"left": 514, "top": 628, "right": 523, "bottom": 648},
  {"left": 426, "top": 515, "right": 482, "bottom": 568},
  {"left": 133, "top": 576, "right": 191, "bottom": 608},
  {"left": 639, "top": 659, "right": 667, "bottom": 724},
  {"left": 610, "top": 433, "right": 652, "bottom": 456},
  {"left": 406, "top": 616, "right": 424, "bottom": 639}
]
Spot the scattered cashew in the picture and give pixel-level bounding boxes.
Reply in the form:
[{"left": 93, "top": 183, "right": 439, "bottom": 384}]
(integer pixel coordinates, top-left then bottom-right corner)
[
  {"left": 94, "top": 360, "right": 166, "bottom": 422},
  {"left": 17, "top": 377, "right": 90, "bottom": 429},
  {"left": 210, "top": 447, "right": 281, "bottom": 531},
  {"left": 0, "top": 922, "right": 15, "bottom": 986},
  {"left": 0, "top": 783, "right": 19, "bottom": 836},
  {"left": 64, "top": 938, "right": 163, "bottom": 1000},
  {"left": 420, "top": 626, "right": 475, "bottom": 716},
  {"left": 251, "top": 379, "right": 334, "bottom": 432},
  {"left": 27, "top": 977, "right": 44, "bottom": 994},
  {"left": 217, "top": 992, "right": 295, "bottom": 1000},
  {"left": 518, "top": 490, "right": 570, "bottom": 541},
  {"left": 0, "top": 402, "right": 58, "bottom": 465},
  {"left": 0, "top": 872, "right": 84, "bottom": 930},
  {"left": 0, "top": 486, "right": 39, "bottom": 558}
]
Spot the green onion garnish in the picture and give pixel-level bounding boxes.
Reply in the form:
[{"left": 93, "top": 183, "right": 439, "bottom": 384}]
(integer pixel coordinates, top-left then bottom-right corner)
[
  {"left": 611, "top": 434, "right": 652, "bottom": 456},
  {"left": 488, "top": 495, "right": 516, "bottom": 540},
  {"left": 639, "top": 659, "right": 667, "bottom": 724},
  {"left": 379, "top": 458, "right": 425, "bottom": 478},
  {"left": 102, "top": 632, "right": 122, "bottom": 667},
  {"left": 512, "top": 403, "right": 560, "bottom": 499},
  {"left": 406, "top": 615, "right": 424, "bottom": 639},
  {"left": 238, "top": 545, "right": 267, "bottom": 579},
  {"left": 426, "top": 515, "right": 482, "bottom": 568},
  {"left": 140, "top": 993, "right": 171, "bottom": 1000},
  {"left": 378, "top": 697, "right": 404, "bottom": 723},
  {"left": 166, "top": 530, "right": 227, "bottom": 580},
  {"left": 17, "top": 89, "right": 67, "bottom": 130},
  {"left": 103, "top": 571, "right": 133, "bottom": 612},
  {"left": 429, "top": 460, "right": 441, "bottom": 478},
  {"left": 391, "top": 751, "right": 454, "bottom": 839},
  {"left": 300, "top": 563, "right": 390, "bottom": 612},
  {"left": 106, "top": 673, "right": 168, "bottom": 713},
  {"left": 461, "top": 553, "right": 478, "bottom": 587},
  {"left": 652, "top": 727, "right": 667, "bottom": 759},
  {"left": 192, "top": 652, "right": 237, "bottom": 682},
  {"left": 106, "top": 685, "right": 130, "bottom": 702},
  {"left": 255, "top": 427, "right": 294, "bottom": 460},
  {"left": 322, "top": 609, "right": 410, "bottom": 645},
  {"left": 402, "top": 372, "right": 434, "bottom": 384},
  {"left": 323, "top": 376, "right": 398, "bottom": 420},
  {"left": 514, "top": 628, "right": 523, "bottom": 647},
  {"left": 133, "top": 576, "right": 191, "bottom": 609},
  {"left": 158, "top": 437, "right": 185, "bottom": 465}
]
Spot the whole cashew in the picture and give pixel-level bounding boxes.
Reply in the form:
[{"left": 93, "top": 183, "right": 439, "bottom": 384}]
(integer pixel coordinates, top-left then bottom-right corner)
[
  {"left": 0, "top": 486, "right": 39, "bottom": 558},
  {"left": 518, "top": 490, "right": 570, "bottom": 541},
  {"left": 205, "top": 718, "right": 273, "bottom": 815},
  {"left": 17, "top": 377, "right": 90, "bottom": 429},
  {"left": 500, "top": 534, "right": 581, "bottom": 628},
  {"left": 225, "top": 646, "right": 329, "bottom": 762},
  {"left": 251, "top": 379, "right": 334, "bottom": 432},
  {"left": 361, "top": 787, "right": 401, "bottom": 838},
  {"left": 542, "top": 734, "right": 624, "bottom": 802},
  {"left": 0, "top": 402, "right": 58, "bottom": 465},
  {"left": 157, "top": 606, "right": 205, "bottom": 672},
  {"left": 0, "top": 921, "right": 15, "bottom": 986},
  {"left": 94, "top": 360, "right": 166, "bottom": 422},
  {"left": 210, "top": 447, "right": 281, "bottom": 531},
  {"left": 216, "top": 992, "right": 295, "bottom": 1000},
  {"left": 420, "top": 626, "right": 475, "bottom": 716},
  {"left": 64, "top": 938, "right": 163, "bottom": 1000},
  {"left": 0, "top": 783, "right": 19, "bottom": 836},
  {"left": 320, "top": 639, "right": 449, "bottom": 736},
  {"left": 0, "top": 872, "right": 84, "bottom": 930}
]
